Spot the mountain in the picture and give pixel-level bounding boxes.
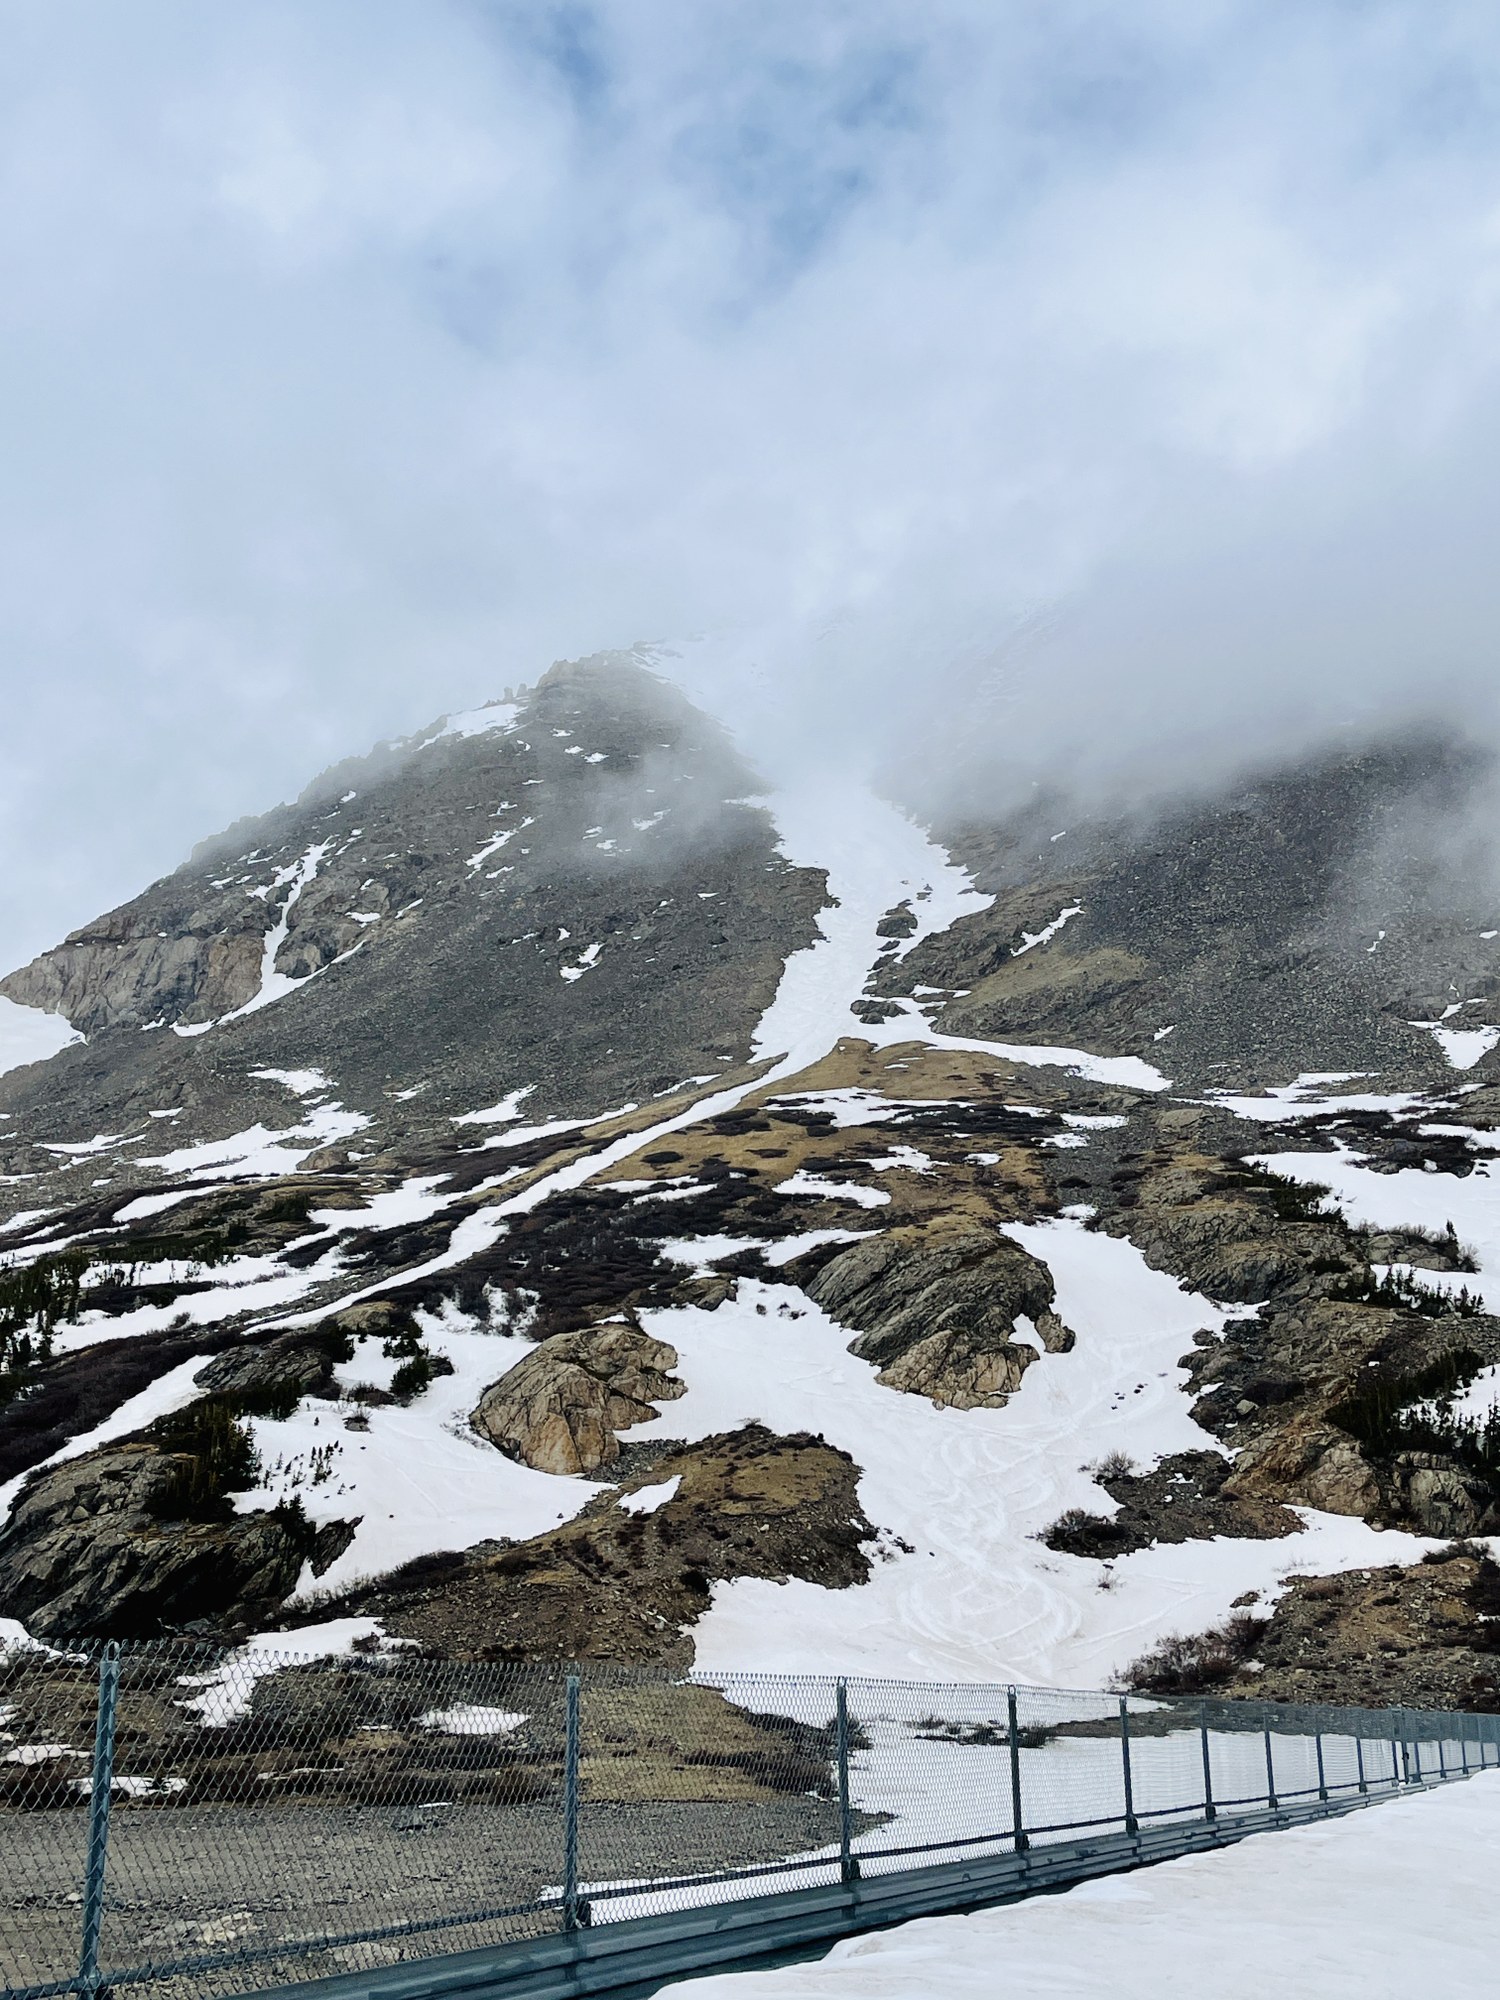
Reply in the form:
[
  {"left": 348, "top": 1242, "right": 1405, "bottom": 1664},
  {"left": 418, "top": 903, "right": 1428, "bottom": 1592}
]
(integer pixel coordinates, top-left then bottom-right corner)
[{"left": 2, "top": 649, "right": 1500, "bottom": 1709}]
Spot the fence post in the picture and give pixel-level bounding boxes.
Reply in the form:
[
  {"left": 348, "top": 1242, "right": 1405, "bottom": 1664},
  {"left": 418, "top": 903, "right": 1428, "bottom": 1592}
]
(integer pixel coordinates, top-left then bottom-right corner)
[
  {"left": 836, "top": 1680, "right": 858, "bottom": 1886},
  {"left": 1314, "top": 1731, "right": 1328, "bottom": 1805},
  {"left": 562, "top": 1673, "right": 586, "bottom": 1932},
  {"left": 1199, "top": 1701, "right": 1216, "bottom": 1823},
  {"left": 1263, "top": 1711, "right": 1278, "bottom": 1813},
  {"left": 1119, "top": 1697, "right": 1138, "bottom": 1838},
  {"left": 1412, "top": 1724, "right": 1422, "bottom": 1785},
  {"left": 1007, "top": 1688, "right": 1029, "bottom": 1855},
  {"left": 1355, "top": 1732, "right": 1367, "bottom": 1796},
  {"left": 77, "top": 1641, "right": 121, "bottom": 1999},
  {"left": 1437, "top": 1731, "right": 1447, "bottom": 1781},
  {"left": 1396, "top": 1710, "right": 1409, "bottom": 1786},
  {"left": 1461, "top": 1729, "right": 1469, "bottom": 1776}
]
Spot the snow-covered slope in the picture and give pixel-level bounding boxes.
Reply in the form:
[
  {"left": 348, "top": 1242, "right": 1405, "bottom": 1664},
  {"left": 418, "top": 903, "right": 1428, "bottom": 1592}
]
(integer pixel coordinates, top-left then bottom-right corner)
[{"left": 2, "top": 652, "right": 1499, "bottom": 1703}]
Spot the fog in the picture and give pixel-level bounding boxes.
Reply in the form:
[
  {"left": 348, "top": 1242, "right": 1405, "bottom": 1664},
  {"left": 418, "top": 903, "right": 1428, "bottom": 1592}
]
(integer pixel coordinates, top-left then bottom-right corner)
[{"left": 4, "top": 2, "right": 1500, "bottom": 969}]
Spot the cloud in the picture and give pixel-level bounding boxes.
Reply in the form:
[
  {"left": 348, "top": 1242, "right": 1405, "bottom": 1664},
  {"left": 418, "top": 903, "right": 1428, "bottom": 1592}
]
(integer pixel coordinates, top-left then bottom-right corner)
[{"left": 4, "top": 2, "right": 1500, "bottom": 965}]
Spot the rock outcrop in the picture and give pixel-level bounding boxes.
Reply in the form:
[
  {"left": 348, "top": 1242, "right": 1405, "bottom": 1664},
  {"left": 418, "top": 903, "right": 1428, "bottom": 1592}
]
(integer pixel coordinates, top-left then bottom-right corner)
[
  {"left": 805, "top": 1223, "right": 1072, "bottom": 1409},
  {"left": 350, "top": 1423, "right": 873, "bottom": 1666},
  {"left": 1125, "top": 1544, "right": 1500, "bottom": 1711},
  {"left": 0, "top": 1441, "right": 351, "bottom": 1638},
  {"left": 472, "top": 1322, "right": 686, "bottom": 1474}
]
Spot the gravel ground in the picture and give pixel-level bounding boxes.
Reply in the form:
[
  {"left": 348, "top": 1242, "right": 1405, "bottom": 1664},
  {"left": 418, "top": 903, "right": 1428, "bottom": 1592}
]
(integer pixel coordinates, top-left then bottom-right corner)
[{"left": 1, "top": 1796, "right": 844, "bottom": 1998}]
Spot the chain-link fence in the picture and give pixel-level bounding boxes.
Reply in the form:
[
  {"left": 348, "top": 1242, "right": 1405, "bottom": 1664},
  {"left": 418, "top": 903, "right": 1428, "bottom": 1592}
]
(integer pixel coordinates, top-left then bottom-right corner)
[{"left": 1, "top": 1638, "right": 1493, "bottom": 2000}]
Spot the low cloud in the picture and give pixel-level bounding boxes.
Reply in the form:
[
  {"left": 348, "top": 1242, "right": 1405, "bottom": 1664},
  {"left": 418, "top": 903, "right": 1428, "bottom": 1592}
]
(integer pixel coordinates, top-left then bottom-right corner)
[{"left": 4, "top": 2, "right": 1500, "bottom": 964}]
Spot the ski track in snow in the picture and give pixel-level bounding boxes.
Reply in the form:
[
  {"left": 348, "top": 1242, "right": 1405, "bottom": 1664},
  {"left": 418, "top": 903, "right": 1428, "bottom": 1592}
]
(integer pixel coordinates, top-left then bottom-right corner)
[{"left": 627, "top": 1232, "right": 1439, "bottom": 1688}]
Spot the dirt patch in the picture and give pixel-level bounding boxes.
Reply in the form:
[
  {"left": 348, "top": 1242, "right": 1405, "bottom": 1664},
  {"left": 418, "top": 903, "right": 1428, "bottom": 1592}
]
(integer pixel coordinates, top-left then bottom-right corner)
[{"left": 339, "top": 1424, "right": 872, "bottom": 1667}]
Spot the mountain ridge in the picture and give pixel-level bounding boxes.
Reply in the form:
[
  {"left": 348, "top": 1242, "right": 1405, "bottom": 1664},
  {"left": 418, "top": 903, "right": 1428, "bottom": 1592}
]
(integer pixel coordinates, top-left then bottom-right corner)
[{"left": 2, "top": 651, "right": 1500, "bottom": 1709}]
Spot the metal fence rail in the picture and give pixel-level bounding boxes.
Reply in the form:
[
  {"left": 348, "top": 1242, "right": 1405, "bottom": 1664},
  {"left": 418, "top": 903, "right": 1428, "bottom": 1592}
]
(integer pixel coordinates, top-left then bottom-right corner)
[{"left": 1, "top": 1638, "right": 1493, "bottom": 2000}]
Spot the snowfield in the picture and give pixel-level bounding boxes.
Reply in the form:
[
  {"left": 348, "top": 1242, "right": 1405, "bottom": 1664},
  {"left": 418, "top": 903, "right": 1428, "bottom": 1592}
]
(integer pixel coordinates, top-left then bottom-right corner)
[
  {"left": 658, "top": 1773, "right": 1500, "bottom": 2000},
  {"left": 630, "top": 1229, "right": 1440, "bottom": 1689}
]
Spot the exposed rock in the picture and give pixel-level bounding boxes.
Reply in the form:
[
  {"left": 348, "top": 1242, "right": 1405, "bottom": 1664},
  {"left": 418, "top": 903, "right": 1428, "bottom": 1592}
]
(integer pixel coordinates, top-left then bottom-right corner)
[
  {"left": 875, "top": 1312, "right": 1073, "bottom": 1410},
  {"left": 329, "top": 1301, "right": 413, "bottom": 1337},
  {"left": 1044, "top": 1449, "right": 1299, "bottom": 1557},
  {"left": 0, "top": 1441, "right": 339, "bottom": 1638},
  {"left": 1166, "top": 1546, "right": 1500, "bottom": 1710},
  {"left": 193, "top": 1325, "right": 351, "bottom": 1411},
  {"left": 1101, "top": 1148, "right": 1363, "bottom": 1305},
  {"left": 1365, "top": 1225, "right": 1478, "bottom": 1273},
  {"left": 1222, "top": 1416, "right": 1384, "bottom": 1519},
  {"left": 349, "top": 1424, "right": 873, "bottom": 1666},
  {"left": 1393, "top": 1457, "right": 1498, "bottom": 1539},
  {"left": 678, "top": 1273, "right": 738, "bottom": 1310},
  {"left": 471, "top": 1321, "right": 685, "bottom": 1474},
  {"left": 805, "top": 1222, "right": 1072, "bottom": 1408},
  {"left": 0, "top": 918, "right": 268, "bottom": 1035}
]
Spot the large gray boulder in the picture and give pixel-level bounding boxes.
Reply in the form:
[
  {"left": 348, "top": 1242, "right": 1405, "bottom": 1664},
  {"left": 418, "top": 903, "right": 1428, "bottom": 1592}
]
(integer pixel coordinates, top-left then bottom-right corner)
[
  {"left": 472, "top": 1322, "right": 685, "bottom": 1475},
  {"left": 806, "top": 1225, "right": 1073, "bottom": 1410}
]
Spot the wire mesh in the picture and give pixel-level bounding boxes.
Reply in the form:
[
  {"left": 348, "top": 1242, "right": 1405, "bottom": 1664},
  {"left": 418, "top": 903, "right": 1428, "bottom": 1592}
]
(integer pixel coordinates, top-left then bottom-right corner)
[{"left": 1, "top": 1638, "right": 1495, "bottom": 2000}]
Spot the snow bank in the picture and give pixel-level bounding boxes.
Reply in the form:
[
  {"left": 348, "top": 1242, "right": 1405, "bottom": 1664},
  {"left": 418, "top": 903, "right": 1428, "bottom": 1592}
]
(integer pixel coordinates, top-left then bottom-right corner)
[{"left": 661, "top": 1773, "right": 1500, "bottom": 2000}]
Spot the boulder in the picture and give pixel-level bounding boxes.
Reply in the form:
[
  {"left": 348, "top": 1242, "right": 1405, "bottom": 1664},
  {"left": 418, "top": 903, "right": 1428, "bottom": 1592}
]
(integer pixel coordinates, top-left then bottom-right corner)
[
  {"left": 1395, "top": 1455, "right": 1494, "bottom": 1539},
  {"left": 193, "top": 1327, "right": 347, "bottom": 1410},
  {"left": 472, "top": 1322, "right": 685, "bottom": 1475},
  {"left": 0, "top": 1441, "right": 345, "bottom": 1638},
  {"left": 1224, "top": 1419, "right": 1381, "bottom": 1518},
  {"left": 804, "top": 1224, "right": 1073, "bottom": 1408},
  {"left": 875, "top": 1311, "right": 1073, "bottom": 1410}
]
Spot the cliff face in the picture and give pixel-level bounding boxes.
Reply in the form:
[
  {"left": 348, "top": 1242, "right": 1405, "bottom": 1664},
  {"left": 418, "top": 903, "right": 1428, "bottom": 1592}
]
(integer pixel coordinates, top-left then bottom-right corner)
[{"left": 2, "top": 654, "right": 1500, "bottom": 1701}]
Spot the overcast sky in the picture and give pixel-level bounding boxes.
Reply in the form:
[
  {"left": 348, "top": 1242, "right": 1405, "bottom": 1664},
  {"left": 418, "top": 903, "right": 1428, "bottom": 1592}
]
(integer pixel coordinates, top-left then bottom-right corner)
[{"left": 4, "top": 2, "right": 1500, "bottom": 970}]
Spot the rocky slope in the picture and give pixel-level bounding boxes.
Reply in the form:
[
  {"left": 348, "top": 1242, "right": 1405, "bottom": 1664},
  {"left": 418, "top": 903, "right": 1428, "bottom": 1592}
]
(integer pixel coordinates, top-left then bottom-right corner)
[
  {"left": 3, "top": 652, "right": 1500, "bottom": 1710},
  {"left": 0, "top": 652, "right": 825, "bottom": 1193}
]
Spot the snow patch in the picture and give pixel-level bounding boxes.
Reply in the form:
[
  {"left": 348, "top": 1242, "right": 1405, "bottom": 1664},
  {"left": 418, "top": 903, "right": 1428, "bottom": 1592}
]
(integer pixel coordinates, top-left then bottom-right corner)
[
  {"left": 1012, "top": 904, "right": 1083, "bottom": 957},
  {"left": 137, "top": 1102, "right": 369, "bottom": 1180},
  {"left": 0, "top": 997, "right": 81, "bottom": 1079},
  {"left": 618, "top": 1475, "right": 681, "bottom": 1516},
  {"left": 420, "top": 1703, "right": 526, "bottom": 1735},
  {"left": 453, "top": 1087, "right": 535, "bottom": 1128},
  {"left": 419, "top": 701, "right": 520, "bottom": 745},
  {"left": 250, "top": 1068, "right": 332, "bottom": 1098},
  {"left": 561, "top": 943, "right": 603, "bottom": 983},
  {"left": 1415, "top": 1017, "right": 1500, "bottom": 1071},
  {"left": 775, "top": 1171, "right": 891, "bottom": 1209}
]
